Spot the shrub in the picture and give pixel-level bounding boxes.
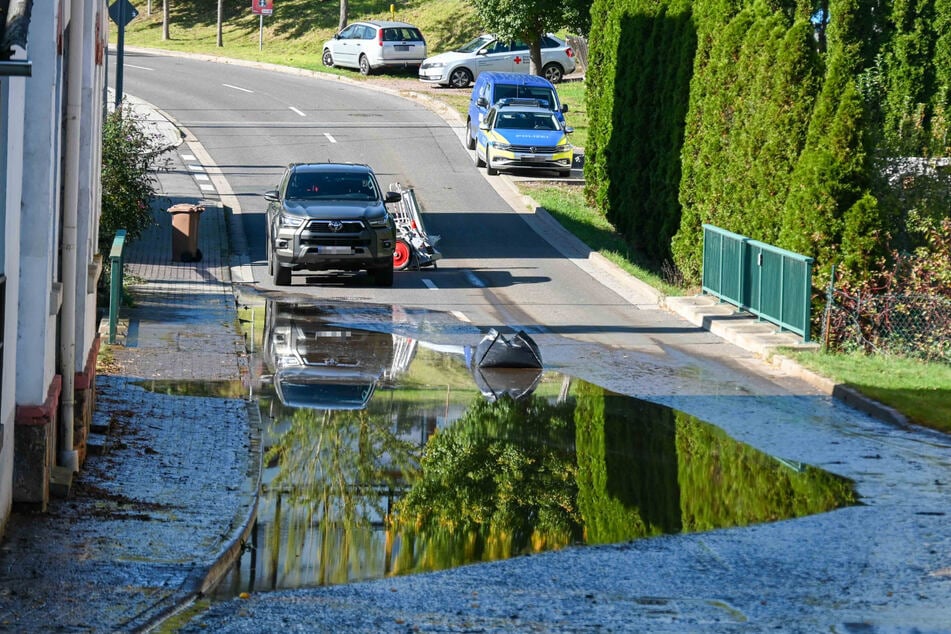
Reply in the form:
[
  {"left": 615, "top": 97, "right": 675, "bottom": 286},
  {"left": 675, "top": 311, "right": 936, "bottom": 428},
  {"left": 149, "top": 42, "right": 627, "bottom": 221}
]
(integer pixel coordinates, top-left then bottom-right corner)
[{"left": 99, "top": 102, "right": 173, "bottom": 252}]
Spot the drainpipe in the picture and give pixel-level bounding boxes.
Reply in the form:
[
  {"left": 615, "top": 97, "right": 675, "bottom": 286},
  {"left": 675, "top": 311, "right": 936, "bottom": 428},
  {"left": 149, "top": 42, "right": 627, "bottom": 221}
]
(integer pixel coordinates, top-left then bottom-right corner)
[{"left": 58, "top": 0, "right": 86, "bottom": 473}]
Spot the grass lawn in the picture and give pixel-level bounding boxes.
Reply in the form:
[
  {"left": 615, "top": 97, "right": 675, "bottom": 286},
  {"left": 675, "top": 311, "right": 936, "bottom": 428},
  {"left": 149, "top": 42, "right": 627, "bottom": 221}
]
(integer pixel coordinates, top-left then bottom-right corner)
[
  {"left": 786, "top": 350, "right": 951, "bottom": 434},
  {"left": 116, "top": 3, "right": 951, "bottom": 437}
]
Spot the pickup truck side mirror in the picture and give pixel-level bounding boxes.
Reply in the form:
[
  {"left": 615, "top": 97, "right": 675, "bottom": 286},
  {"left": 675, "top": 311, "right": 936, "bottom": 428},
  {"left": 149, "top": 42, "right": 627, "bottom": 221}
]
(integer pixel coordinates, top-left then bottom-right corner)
[
  {"left": 384, "top": 191, "right": 402, "bottom": 204},
  {"left": 561, "top": 104, "right": 569, "bottom": 113},
  {"left": 264, "top": 190, "right": 279, "bottom": 202}
]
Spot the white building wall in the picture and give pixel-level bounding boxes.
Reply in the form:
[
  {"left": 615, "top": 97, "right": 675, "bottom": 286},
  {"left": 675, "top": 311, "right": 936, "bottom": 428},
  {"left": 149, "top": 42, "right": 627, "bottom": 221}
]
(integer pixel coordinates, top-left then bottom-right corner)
[
  {"left": 16, "top": 0, "right": 63, "bottom": 408},
  {"left": 0, "top": 65, "right": 28, "bottom": 531}
]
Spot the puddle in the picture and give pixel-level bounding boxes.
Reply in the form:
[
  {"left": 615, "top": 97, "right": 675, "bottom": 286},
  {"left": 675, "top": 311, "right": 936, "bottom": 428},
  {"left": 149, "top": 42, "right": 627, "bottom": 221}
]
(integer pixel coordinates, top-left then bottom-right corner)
[{"left": 211, "top": 300, "right": 859, "bottom": 597}]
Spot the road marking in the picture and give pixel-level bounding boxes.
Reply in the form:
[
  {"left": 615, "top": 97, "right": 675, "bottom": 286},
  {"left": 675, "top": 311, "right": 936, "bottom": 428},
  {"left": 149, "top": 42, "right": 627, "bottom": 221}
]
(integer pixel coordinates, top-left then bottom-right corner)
[
  {"left": 222, "top": 83, "right": 254, "bottom": 93},
  {"left": 181, "top": 121, "right": 442, "bottom": 129},
  {"left": 199, "top": 183, "right": 216, "bottom": 192},
  {"left": 289, "top": 106, "right": 306, "bottom": 117},
  {"left": 187, "top": 164, "right": 206, "bottom": 172},
  {"left": 181, "top": 154, "right": 197, "bottom": 161},
  {"left": 194, "top": 174, "right": 210, "bottom": 181},
  {"left": 422, "top": 278, "right": 437, "bottom": 290},
  {"left": 451, "top": 310, "right": 470, "bottom": 323},
  {"left": 464, "top": 271, "right": 485, "bottom": 288},
  {"left": 126, "top": 64, "right": 153, "bottom": 71},
  {"left": 324, "top": 132, "right": 337, "bottom": 144}
]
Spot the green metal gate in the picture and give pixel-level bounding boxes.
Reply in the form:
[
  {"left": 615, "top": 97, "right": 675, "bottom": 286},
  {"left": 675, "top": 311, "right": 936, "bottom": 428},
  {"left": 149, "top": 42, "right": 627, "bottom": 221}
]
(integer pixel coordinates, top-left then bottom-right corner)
[{"left": 702, "top": 224, "right": 814, "bottom": 342}]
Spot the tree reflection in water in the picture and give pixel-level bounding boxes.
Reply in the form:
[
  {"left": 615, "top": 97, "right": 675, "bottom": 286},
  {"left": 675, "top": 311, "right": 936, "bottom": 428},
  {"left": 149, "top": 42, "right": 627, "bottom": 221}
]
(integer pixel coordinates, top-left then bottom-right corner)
[{"left": 238, "top": 368, "right": 859, "bottom": 594}]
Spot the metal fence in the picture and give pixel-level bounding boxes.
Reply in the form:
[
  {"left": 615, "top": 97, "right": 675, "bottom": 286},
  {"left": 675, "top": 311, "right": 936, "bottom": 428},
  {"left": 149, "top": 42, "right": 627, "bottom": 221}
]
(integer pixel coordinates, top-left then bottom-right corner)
[
  {"left": 821, "top": 289, "right": 951, "bottom": 363},
  {"left": 702, "top": 224, "right": 814, "bottom": 342}
]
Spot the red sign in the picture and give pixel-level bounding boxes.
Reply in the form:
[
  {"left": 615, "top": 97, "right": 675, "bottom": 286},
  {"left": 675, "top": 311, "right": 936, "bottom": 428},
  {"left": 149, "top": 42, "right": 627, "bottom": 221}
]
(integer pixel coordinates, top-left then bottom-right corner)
[
  {"left": 514, "top": 56, "right": 523, "bottom": 65},
  {"left": 252, "top": 0, "right": 273, "bottom": 15}
]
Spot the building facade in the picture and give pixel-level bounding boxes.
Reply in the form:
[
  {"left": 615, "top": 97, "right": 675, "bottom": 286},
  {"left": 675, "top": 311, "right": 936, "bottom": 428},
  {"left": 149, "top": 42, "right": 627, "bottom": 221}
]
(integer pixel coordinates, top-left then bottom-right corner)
[{"left": 0, "top": 0, "right": 107, "bottom": 529}]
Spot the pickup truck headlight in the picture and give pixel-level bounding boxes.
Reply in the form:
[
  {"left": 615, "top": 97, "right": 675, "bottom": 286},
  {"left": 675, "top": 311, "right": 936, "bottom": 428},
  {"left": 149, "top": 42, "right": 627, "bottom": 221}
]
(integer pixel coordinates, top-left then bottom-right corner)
[
  {"left": 367, "top": 210, "right": 391, "bottom": 228},
  {"left": 280, "top": 214, "right": 304, "bottom": 228}
]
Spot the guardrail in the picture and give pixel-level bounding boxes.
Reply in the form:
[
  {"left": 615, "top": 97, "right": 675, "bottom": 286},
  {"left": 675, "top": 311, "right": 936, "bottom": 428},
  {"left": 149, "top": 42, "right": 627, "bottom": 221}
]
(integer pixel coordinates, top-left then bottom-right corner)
[
  {"left": 108, "top": 230, "right": 127, "bottom": 344},
  {"left": 702, "top": 224, "right": 814, "bottom": 342}
]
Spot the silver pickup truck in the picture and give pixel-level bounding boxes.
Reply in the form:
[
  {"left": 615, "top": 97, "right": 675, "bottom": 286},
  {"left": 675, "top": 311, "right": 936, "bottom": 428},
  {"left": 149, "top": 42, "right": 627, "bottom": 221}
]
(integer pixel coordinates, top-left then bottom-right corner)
[{"left": 265, "top": 162, "right": 399, "bottom": 287}]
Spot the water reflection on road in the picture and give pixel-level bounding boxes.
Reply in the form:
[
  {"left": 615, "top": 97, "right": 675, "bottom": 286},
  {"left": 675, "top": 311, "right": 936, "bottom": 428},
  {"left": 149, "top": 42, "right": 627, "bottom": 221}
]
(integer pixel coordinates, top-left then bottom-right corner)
[{"left": 213, "top": 300, "right": 858, "bottom": 598}]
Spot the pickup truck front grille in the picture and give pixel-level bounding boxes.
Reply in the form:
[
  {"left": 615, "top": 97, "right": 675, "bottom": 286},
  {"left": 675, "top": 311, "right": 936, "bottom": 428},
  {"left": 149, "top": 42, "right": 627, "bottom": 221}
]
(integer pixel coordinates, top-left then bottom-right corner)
[
  {"left": 307, "top": 219, "right": 366, "bottom": 233},
  {"left": 301, "top": 237, "right": 371, "bottom": 248}
]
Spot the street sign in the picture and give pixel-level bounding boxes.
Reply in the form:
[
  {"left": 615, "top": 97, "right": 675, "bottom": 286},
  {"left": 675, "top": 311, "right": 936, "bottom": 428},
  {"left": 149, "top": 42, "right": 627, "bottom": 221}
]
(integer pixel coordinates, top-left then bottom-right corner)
[
  {"left": 108, "top": 0, "right": 138, "bottom": 27},
  {"left": 252, "top": 0, "right": 273, "bottom": 16}
]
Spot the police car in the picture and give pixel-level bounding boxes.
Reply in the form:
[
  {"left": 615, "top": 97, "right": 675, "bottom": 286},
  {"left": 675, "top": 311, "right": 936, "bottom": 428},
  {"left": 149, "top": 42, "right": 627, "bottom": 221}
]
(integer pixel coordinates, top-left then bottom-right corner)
[{"left": 473, "top": 99, "right": 574, "bottom": 177}]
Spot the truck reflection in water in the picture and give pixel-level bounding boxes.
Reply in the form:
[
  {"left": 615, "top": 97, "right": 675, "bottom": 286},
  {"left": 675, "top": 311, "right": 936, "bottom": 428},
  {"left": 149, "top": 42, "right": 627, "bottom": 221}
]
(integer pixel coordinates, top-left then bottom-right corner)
[
  {"left": 261, "top": 300, "right": 415, "bottom": 411},
  {"left": 214, "top": 301, "right": 859, "bottom": 598}
]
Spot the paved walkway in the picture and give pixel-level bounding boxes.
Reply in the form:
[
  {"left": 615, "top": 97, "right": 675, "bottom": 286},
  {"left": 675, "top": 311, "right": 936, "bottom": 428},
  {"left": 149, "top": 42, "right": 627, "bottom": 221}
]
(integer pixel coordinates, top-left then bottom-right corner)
[{"left": 0, "top": 121, "right": 259, "bottom": 632}]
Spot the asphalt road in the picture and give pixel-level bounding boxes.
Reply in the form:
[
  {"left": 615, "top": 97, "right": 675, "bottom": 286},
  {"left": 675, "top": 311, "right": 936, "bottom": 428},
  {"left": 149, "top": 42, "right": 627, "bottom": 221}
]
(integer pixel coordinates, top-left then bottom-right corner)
[
  {"left": 119, "top": 52, "right": 951, "bottom": 632},
  {"left": 120, "top": 49, "right": 815, "bottom": 401}
]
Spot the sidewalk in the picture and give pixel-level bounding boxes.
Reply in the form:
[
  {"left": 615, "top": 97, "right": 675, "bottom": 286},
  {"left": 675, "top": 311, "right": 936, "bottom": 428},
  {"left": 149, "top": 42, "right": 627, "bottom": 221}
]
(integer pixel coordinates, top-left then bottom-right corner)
[{"left": 0, "top": 110, "right": 260, "bottom": 631}]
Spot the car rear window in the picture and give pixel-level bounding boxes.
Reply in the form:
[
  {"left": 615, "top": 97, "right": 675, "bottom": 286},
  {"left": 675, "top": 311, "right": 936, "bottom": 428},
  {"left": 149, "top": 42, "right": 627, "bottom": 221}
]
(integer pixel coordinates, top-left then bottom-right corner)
[
  {"left": 382, "top": 27, "right": 424, "bottom": 42},
  {"left": 492, "top": 85, "right": 557, "bottom": 110}
]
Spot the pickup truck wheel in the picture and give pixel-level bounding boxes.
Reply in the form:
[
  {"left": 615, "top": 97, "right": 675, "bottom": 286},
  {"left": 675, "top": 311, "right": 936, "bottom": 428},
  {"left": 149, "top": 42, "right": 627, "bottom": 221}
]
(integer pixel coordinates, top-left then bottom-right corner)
[
  {"left": 373, "top": 263, "right": 394, "bottom": 287},
  {"left": 273, "top": 263, "right": 291, "bottom": 286}
]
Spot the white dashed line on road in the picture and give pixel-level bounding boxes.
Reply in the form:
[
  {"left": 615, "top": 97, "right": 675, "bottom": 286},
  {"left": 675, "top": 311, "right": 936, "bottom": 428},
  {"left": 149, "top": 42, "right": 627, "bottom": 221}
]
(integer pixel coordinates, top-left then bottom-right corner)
[
  {"left": 422, "top": 278, "right": 437, "bottom": 290},
  {"left": 222, "top": 83, "right": 254, "bottom": 93},
  {"left": 324, "top": 132, "right": 337, "bottom": 143},
  {"left": 289, "top": 107, "right": 306, "bottom": 117},
  {"left": 451, "top": 311, "right": 470, "bottom": 323}
]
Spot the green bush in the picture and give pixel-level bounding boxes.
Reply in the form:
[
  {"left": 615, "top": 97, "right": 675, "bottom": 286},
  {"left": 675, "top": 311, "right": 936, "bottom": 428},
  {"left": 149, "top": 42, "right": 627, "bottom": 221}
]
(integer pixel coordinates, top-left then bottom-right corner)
[{"left": 99, "top": 103, "right": 173, "bottom": 252}]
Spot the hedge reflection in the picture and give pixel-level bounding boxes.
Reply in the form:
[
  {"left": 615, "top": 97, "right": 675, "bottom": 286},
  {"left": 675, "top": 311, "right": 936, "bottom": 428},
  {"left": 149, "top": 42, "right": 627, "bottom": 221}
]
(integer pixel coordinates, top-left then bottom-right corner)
[{"left": 392, "top": 379, "right": 858, "bottom": 575}]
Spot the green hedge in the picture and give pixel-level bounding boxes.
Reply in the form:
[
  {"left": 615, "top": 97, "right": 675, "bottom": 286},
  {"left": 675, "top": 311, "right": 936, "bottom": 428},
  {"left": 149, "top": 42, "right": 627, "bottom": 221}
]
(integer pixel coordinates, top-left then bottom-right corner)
[{"left": 586, "top": 0, "right": 951, "bottom": 289}]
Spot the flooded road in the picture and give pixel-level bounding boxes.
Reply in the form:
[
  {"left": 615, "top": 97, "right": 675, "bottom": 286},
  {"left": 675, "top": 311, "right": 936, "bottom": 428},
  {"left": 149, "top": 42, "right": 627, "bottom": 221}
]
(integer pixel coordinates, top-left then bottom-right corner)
[
  {"left": 210, "top": 299, "right": 858, "bottom": 597},
  {"left": 159, "top": 296, "right": 951, "bottom": 631}
]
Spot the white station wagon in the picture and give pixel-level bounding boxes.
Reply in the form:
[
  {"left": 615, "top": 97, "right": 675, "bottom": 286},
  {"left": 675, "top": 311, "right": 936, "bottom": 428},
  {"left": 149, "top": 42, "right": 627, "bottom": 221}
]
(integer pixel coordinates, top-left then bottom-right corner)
[
  {"left": 419, "top": 33, "right": 576, "bottom": 88},
  {"left": 322, "top": 21, "right": 427, "bottom": 75}
]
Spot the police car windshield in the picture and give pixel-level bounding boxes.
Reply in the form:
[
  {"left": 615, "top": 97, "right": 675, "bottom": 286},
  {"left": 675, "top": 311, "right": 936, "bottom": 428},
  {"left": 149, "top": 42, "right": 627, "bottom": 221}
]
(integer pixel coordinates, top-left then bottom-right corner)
[{"left": 495, "top": 112, "right": 559, "bottom": 130}]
